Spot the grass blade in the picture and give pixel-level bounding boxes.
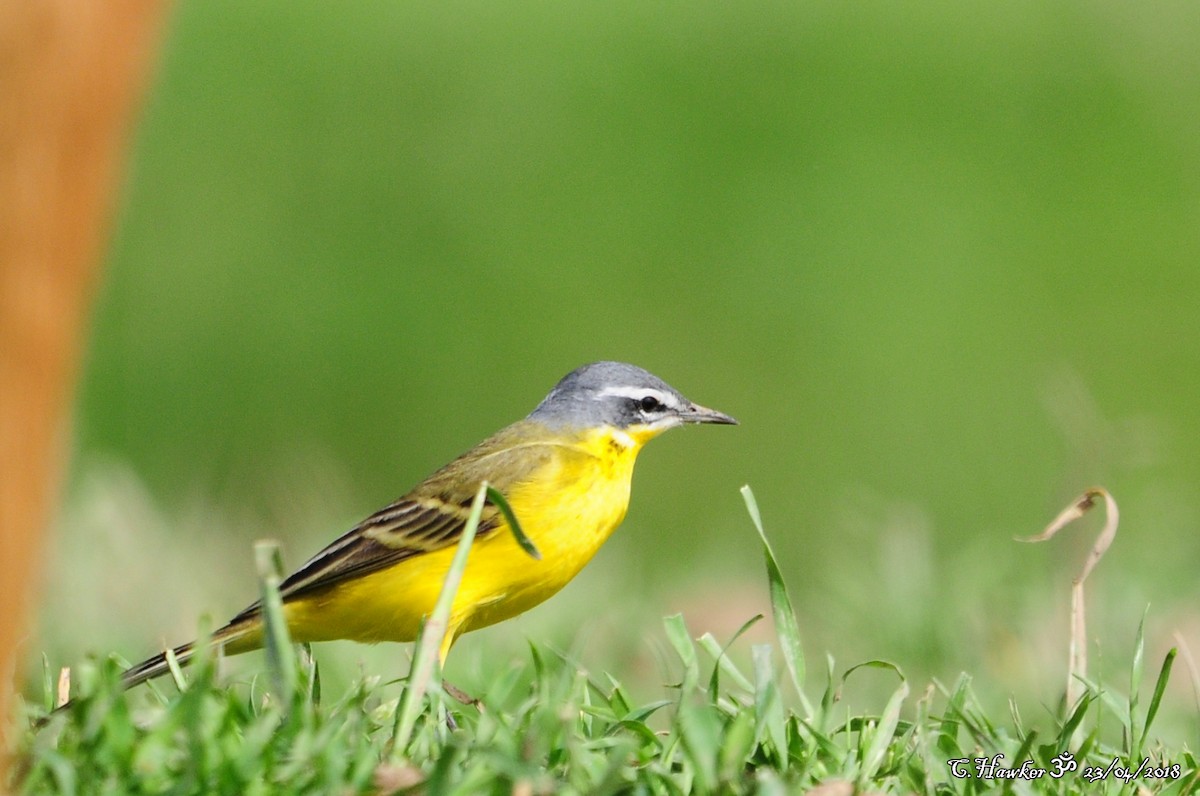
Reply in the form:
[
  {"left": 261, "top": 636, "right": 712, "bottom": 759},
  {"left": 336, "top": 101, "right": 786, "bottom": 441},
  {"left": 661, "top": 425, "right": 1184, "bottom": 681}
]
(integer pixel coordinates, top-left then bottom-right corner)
[
  {"left": 677, "top": 702, "right": 721, "bottom": 792},
  {"left": 255, "top": 539, "right": 297, "bottom": 702},
  {"left": 753, "top": 644, "right": 788, "bottom": 770},
  {"left": 937, "top": 673, "right": 970, "bottom": 756},
  {"left": 740, "top": 484, "right": 811, "bottom": 715},
  {"left": 389, "top": 480, "right": 488, "bottom": 757},
  {"left": 486, "top": 485, "right": 541, "bottom": 560},
  {"left": 859, "top": 677, "right": 910, "bottom": 784},
  {"left": 40, "top": 655, "right": 54, "bottom": 713},
  {"left": 1130, "top": 606, "right": 1148, "bottom": 759},
  {"left": 1140, "top": 647, "right": 1178, "bottom": 758},
  {"left": 701, "top": 615, "right": 761, "bottom": 697},
  {"left": 664, "top": 614, "right": 700, "bottom": 697},
  {"left": 1057, "top": 691, "right": 1095, "bottom": 751}
]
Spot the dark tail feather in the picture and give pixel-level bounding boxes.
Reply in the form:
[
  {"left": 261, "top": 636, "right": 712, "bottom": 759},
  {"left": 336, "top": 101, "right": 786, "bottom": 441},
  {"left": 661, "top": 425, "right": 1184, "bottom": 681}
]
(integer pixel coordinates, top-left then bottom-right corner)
[
  {"left": 121, "top": 641, "right": 197, "bottom": 690},
  {"left": 121, "top": 617, "right": 260, "bottom": 691},
  {"left": 36, "top": 620, "right": 260, "bottom": 727},
  {"left": 35, "top": 640, "right": 199, "bottom": 727}
]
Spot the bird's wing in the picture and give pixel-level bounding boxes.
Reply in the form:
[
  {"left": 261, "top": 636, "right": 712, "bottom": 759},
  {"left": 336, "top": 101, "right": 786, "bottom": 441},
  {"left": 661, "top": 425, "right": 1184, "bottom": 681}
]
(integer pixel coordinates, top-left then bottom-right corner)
[
  {"left": 277, "top": 495, "right": 501, "bottom": 600},
  {"left": 224, "top": 425, "right": 584, "bottom": 626}
]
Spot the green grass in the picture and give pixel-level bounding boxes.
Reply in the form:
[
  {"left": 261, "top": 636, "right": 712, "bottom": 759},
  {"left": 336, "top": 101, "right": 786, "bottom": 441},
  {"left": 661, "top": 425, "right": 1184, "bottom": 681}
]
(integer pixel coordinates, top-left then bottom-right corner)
[{"left": 13, "top": 488, "right": 1198, "bottom": 794}]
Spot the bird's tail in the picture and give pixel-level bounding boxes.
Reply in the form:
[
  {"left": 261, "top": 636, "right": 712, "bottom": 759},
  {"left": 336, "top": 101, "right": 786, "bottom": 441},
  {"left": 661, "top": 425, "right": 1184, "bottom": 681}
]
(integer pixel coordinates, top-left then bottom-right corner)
[
  {"left": 33, "top": 618, "right": 263, "bottom": 728},
  {"left": 120, "top": 640, "right": 196, "bottom": 691},
  {"left": 121, "top": 619, "right": 261, "bottom": 691}
]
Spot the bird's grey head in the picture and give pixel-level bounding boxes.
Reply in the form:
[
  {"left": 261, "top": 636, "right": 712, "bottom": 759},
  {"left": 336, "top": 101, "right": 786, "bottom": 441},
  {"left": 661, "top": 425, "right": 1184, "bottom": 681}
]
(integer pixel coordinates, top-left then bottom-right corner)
[{"left": 528, "top": 361, "right": 737, "bottom": 435}]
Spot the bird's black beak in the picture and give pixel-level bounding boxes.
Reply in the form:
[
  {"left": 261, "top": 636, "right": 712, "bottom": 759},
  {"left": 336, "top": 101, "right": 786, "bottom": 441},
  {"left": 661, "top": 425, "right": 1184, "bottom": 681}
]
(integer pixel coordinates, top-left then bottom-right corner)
[{"left": 681, "top": 402, "right": 738, "bottom": 425}]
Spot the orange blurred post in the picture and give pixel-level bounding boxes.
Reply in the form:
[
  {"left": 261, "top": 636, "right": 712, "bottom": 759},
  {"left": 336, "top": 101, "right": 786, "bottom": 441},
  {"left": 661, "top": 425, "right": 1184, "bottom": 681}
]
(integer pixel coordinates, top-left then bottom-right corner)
[{"left": 0, "top": 0, "right": 169, "bottom": 778}]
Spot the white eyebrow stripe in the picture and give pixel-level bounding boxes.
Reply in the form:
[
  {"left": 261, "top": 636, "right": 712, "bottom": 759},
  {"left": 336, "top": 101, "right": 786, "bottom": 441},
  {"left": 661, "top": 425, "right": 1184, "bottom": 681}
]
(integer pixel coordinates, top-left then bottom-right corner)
[{"left": 595, "top": 385, "right": 680, "bottom": 407}]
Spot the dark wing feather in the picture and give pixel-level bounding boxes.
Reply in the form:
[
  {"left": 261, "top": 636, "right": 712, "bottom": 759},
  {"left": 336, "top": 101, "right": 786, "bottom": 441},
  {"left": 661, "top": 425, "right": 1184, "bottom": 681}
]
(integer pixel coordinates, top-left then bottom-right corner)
[
  {"left": 223, "top": 423, "right": 572, "bottom": 627},
  {"left": 284, "top": 497, "right": 502, "bottom": 599}
]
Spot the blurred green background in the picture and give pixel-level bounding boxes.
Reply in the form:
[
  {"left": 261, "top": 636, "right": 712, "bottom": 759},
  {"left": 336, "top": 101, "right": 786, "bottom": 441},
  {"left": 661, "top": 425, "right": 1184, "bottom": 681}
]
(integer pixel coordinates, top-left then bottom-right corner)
[{"left": 40, "top": 0, "right": 1199, "bottom": 724}]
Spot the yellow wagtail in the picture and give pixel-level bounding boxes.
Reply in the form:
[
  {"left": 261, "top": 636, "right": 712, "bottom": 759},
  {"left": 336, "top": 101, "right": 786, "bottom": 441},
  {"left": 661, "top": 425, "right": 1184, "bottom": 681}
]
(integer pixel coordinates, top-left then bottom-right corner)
[{"left": 119, "top": 361, "right": 736, "bottom": 689}]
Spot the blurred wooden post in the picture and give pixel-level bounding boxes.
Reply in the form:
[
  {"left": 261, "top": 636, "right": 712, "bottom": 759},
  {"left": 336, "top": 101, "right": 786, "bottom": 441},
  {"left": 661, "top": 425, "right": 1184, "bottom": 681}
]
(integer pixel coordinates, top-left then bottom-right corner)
[{"left": 0, "top": 0, "right": 169, "bottom": 778}]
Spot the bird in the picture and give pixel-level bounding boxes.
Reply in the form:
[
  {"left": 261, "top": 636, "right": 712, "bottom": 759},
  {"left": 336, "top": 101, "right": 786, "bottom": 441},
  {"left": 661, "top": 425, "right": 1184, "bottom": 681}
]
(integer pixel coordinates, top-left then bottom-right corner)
[{"left": 116, "top": 361, "right": 737, "bottom": 691}]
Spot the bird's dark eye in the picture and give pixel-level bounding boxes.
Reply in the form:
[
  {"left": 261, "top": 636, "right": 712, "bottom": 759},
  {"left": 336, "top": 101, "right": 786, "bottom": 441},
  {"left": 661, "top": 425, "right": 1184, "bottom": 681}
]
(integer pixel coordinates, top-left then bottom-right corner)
[{"left": 639, "top": 395, "right": 661, "bottom": 412}]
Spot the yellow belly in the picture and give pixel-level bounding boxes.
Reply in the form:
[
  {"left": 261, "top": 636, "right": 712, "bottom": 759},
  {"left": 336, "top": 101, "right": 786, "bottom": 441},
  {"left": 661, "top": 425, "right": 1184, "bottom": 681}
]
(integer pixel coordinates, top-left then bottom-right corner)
[{"left": 279, "top": 428, "right": 641, "bottom": 651}]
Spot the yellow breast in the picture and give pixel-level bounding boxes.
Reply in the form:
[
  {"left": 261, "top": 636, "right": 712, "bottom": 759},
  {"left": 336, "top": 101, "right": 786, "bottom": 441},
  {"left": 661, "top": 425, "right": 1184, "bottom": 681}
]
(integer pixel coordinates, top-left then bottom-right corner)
[{"left": 455, "top": 426, "right": 642, "bottom": 633}]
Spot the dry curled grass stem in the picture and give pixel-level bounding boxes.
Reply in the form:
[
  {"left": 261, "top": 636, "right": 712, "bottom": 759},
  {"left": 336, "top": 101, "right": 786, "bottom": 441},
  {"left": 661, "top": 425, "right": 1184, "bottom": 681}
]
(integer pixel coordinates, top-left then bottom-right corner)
[{"left": 1017, "top": 488, "right": 1118, "bottom": 711}]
